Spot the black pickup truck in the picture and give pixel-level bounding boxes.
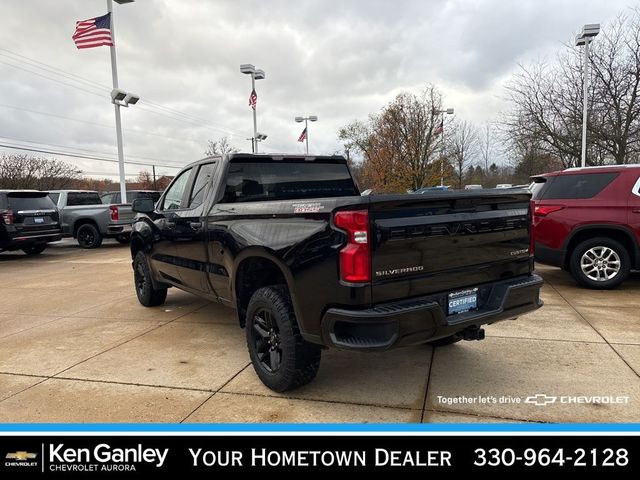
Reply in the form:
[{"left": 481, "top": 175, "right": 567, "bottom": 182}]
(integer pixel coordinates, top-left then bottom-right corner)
[{"left": 130, "top": 153, "right": 543, "bottom": 391}]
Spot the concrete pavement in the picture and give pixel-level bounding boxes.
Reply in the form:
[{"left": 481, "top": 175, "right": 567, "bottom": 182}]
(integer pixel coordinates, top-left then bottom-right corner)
[{"left": 0, "top": 239, "right": 638, "bottom": 423}]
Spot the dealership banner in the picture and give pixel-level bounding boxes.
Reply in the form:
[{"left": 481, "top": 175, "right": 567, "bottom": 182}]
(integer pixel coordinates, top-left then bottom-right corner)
[{"left": 0, "top": 435, "right": 636, "bottom": 475}]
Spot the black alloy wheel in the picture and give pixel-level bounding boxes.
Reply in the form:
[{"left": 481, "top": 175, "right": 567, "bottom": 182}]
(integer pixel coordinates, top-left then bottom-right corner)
[
  {"left": 76, "top": 223, "right": 102, "bottom": 249},
  {"left": 133, "top": 251, "right": 167, "bottom": 306},
  {"left": 245, "top": 285, "right": 321, "bottom": 392},
  {"left": 252, "top": 308, "right": 283, "bottom": 373}
]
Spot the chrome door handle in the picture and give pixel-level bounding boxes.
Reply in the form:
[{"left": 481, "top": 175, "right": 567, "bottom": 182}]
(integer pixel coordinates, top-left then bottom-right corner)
[{"left": 189, "top": 221, "right": 202, "bottom": 230}]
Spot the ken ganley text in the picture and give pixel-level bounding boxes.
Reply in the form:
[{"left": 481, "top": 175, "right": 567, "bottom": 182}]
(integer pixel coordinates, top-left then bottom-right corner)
[
  {"left": 189, "top": 448, "right": 452, "bottom": 467},
  {"left": 49, "top": 444, "right": 168, "bottom": 472}
]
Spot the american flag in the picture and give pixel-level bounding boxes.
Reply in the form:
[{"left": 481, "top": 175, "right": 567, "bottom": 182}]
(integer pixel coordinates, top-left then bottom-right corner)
[
  {"left": 249, "top": 89, "right": 257, "bottom": 110},
  {"left": 72, "top": 13, "right": 113, "bottom": 49},
  {"left": 434, "top": 120, "right": 444, "bottom": 135},
  {"left": 297, "top": 127, "right": 307, "bottom": 142}
]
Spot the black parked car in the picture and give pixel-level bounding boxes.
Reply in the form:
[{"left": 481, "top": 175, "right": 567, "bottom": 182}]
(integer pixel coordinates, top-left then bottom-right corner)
[{"left": 0, "top": 190, "right": 62, "bottom": 255}]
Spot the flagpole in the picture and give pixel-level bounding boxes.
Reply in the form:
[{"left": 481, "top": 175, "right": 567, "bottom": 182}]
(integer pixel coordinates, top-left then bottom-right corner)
[
  {"left": 107, "top": 0, "right": 127, "bottom": 204},
  {"left": 304, "top": 118, "right": 309, "bottom": 155}
]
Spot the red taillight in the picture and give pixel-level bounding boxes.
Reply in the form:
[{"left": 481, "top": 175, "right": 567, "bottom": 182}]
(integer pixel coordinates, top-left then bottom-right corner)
[
  {"left": 334, "top": 210, "right": 370, "bottom": 283},
  {"left": 534, "top": 205, "right": 565, "bottom": 216},
  {"left": 109, "top": 205, "right": 119, "bottom": 221},
  {"left": 1, "top": 209, "right": 13, "bottom": 225}
]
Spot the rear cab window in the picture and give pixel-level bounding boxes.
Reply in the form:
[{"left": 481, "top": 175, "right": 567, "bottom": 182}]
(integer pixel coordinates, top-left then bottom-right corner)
[
  {"left": 221, "top": 160, "right": 358, "bottom": 203},
  {"left": 67, "top": 192, "right": 102, "bottom": 206},
  {"left": 534, "top": 172, "right": 618, "bottom": 200}
]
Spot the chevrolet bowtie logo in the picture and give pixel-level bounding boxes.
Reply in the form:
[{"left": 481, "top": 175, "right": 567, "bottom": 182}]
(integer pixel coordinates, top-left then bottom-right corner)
[
  {"left": 525, "top": 393, "right": 557, "bottom": 406},
  {"left": 6, "top": 451, "right": 37, "bottom": 461}
]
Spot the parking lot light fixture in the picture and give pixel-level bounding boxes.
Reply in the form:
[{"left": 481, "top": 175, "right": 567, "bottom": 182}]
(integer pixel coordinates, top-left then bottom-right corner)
[
  {"left": 576, "top": 23, "right": 600, "bottom": 168},
  {"left": 241, "top": 63, "right": 265, "bottom": 152},
  {"left": 107, "top": 0, "right": 135, "bottom": 204}
]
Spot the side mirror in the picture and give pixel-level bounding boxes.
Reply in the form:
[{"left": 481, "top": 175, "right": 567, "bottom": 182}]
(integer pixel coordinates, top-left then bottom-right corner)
[{"left": 132, "top": 197, "right": 155, "bottom": 214}]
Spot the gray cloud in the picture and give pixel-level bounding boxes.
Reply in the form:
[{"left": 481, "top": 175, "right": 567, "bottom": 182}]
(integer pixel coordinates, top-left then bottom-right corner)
[{"left": 0, "top": 0, "right": 633, "bottom": 178}]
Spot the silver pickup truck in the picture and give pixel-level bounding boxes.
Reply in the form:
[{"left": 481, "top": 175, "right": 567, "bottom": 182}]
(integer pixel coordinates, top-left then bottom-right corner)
[{"left": 48, "top": 190, "right": 135, "bottom": 248}]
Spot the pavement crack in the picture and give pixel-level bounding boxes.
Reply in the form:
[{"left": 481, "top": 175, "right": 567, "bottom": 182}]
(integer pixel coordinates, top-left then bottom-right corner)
[
  {"left": 419, "top": 346, "right": 436, "bottom": 422},
  {"left": 179, "top": 363, "right": 252, "bottom": 423}
]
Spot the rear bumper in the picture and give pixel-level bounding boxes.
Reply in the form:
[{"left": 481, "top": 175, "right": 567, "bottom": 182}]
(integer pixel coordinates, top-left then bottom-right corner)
[
  {"left": 319, "top": 274, "right": 543, "bottom": 351},
  {"left": 534, "top": 242, "right": 564, "bottom": 267},
  {"left": 1, "top": 232, "right": 62, "bottom": 249},
  {"left": 106, "top": 223, "right": 132, "bottom": 236}
]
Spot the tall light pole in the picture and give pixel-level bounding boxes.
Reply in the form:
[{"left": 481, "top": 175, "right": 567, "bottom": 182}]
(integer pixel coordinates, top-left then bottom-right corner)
[
  {"left": 107, "top": 0, "right": 135, "bottom": 204},
  {"left": 240, "top": 64, "right": 265, "bottom": 153},
  {"left": 295, "top": 115, "right": 318, "bottom": 154},
  {"left": 576, "top": 23, "right": 600, "bottom": 168},
  {"left": 434, "top": 107, "right": 454, "bottom": 186}
]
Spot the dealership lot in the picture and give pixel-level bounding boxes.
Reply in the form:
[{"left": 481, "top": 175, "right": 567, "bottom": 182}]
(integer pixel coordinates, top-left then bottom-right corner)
[{"left": 0, "top": 240, "right": 638, "bottom": 423}]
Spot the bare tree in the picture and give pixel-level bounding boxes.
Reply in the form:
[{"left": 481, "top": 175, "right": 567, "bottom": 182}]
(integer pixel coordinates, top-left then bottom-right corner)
[
  {"left": 503, "top": 58, "right": 583, "bottom": 168},
  {"left": 205, "top": 136, "right": 238, "bottom": 156},
  {"left": 0, "top": 154, "right": 82, "bottom": 189},
  {"left": 503, "top": 8, "right": 640, "bottom": 166},
  {"left": 478, "top": 122, "right": 494, "bottom": 174},
  {"left": 589, "top": 11, "right": 640, "bottom": 164},
  {"left": 135, "top": 170, "right": 154, "bottom": 189},
  {"left": 448, "top": 120, "right": 478, "bottom": 188}
]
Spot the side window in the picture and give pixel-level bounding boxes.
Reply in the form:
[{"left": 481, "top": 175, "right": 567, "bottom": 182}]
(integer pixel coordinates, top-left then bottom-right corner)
[
  {"left": 540, "top": 173, "right": 618, "bottom": 200},
  {"left": 48, "top": 193, "right": 60, "bottom": 206},
  {"left": 188, "top": 163, "right": 216, "bottom": 208},
  {"left": 161, "top": 168, "right": 192, "bottom": 210}
]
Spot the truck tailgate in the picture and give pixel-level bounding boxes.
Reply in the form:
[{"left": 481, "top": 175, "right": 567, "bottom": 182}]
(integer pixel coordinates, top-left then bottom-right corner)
[
  {"left": 111, "top": 204, "right": 136, "bottom": 223},
  {"left": 369, "top": 191, "right": 532, "bottom": 303}
]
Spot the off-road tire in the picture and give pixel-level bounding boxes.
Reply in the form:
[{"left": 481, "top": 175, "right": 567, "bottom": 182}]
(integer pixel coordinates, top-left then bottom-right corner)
[
  {"left": 133, "top": 251, "right": 167, "bottom": 306},
  {"left": 76, "top": 223, "right": 103, "bottom": 249},
  {"left": 246, "top": 285, "right": 321, "bottom": 392}
]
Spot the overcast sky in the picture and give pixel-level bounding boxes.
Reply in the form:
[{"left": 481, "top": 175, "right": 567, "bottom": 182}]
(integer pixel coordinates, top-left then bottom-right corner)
[{"left": 0, "top": 0, "right": 634, "bottom": 180}]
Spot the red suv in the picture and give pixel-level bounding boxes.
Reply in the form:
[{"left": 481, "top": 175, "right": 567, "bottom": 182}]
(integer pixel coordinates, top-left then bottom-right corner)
[{"left": 532, "top": 165, "right": 640, "bottom": 289}]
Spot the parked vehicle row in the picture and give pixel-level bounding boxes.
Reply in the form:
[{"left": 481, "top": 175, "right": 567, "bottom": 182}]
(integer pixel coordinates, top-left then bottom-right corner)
[{"left": 1, "top": 188, "right": 163, "bottom": 253}]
